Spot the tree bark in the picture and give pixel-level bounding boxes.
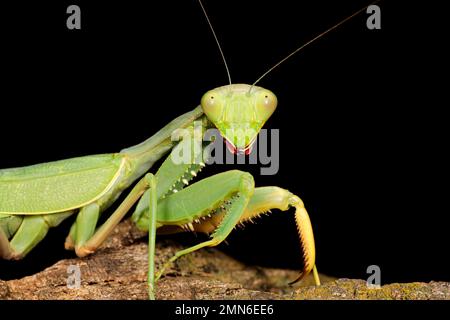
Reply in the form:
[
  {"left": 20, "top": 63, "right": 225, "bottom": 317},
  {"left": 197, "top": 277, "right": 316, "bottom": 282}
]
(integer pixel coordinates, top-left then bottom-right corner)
[{"left": 1, "top": 220, "right": 448, "bottom": 300}]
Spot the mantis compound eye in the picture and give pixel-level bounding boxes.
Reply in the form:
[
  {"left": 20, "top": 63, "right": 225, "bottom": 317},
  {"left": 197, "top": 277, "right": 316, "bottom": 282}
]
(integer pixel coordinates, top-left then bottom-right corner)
[
  {"left": 263, "top": 91, "right": 277, "bottom": 110},
  {"left": 201, "top": 90, "right": 222, "bottom": 122},
  {"left": 256, "top": 90, "right": 278, "bottom": 122}
]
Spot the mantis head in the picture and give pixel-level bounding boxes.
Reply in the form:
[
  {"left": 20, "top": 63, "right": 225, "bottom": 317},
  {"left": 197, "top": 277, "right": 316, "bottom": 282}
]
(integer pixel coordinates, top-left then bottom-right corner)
[
  {"left": 201, "top": 84, "right": 277, "bottom": 155},
  {"left": 197, "top": 0, "right": 368, "bottom": 154}
]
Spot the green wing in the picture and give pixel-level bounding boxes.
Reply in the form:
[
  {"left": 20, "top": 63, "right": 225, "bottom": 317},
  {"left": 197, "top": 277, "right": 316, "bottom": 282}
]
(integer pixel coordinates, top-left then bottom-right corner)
[{"left": 0, "top": 154, "right": 126, "bottom": 214}]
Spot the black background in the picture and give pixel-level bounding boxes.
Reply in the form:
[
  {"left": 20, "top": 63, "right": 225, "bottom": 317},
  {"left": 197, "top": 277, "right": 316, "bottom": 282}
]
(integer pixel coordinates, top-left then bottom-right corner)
[{"left": 0, "top": 0, "right": 448, "bottom": 285}]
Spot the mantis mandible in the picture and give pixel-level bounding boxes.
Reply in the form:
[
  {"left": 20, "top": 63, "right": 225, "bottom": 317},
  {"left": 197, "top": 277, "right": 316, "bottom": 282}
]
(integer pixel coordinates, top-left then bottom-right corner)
[{"left": 0, "top": 0, "right": 375, "bottom": 299}]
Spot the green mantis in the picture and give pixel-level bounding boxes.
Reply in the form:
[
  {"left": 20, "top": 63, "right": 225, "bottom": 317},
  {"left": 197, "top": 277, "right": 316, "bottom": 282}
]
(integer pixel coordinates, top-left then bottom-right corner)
[
  {"left": 0, "top": 82, "right": 318, "bottom": 299},
  {"left": 0, "top": 0, "right": 375, "bottom": 299}
]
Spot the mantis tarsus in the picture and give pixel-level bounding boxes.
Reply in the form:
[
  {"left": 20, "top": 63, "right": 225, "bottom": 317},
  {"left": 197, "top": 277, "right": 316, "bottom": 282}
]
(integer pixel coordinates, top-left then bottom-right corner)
[{"left": 0, "top": 0, "right": 377, "bottom": 299}]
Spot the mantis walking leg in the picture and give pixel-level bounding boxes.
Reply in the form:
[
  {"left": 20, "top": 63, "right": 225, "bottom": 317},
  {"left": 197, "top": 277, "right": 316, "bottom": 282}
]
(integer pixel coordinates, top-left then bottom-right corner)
[
  {"left": 68, "top": 173, "right": 157, "bottom": 257},
  {"left": 0, "top": 227, "right": 15, "bottom": 259},
  {"left": 147, "top": 174, "right": 157, "bottom": 299},
  {"left": 65, "top": 173, "right": 158, "bottom": 298},
  {"left": 0, "top": 212, "right": 73, "bottom": 260}
]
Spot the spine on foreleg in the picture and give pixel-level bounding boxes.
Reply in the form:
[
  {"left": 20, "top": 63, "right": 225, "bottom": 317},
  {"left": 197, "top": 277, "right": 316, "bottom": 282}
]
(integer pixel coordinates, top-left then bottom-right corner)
[
  {"left": 235, "top": 187, "right": 318, "bottom": 284},
  {"left": 288, "top": 195, "right": 317, "bottom": 284}
]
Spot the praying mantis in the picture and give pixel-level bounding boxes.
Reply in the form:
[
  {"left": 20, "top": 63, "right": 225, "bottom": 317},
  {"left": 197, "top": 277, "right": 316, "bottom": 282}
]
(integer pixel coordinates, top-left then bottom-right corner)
[{"left": 0, "top": 0, "right": 377, "bottom": 299}]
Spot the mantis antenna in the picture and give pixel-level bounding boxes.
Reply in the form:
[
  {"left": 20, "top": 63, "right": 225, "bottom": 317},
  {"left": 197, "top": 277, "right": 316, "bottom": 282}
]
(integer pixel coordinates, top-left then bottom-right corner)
[
  {"left": 250, "top": 0, "right": 382, "bottom": 92},
  {"left": 198, "top": 0, "right": 232, "bottom": 85}
]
